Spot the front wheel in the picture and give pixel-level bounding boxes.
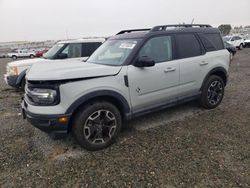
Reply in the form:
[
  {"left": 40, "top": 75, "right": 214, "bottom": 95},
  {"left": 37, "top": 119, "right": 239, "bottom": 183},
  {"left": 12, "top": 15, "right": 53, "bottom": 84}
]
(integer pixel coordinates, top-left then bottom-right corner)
[
  {"left": 238, "top": 43, "right": 243, "bottom": 50},
  {"left": 199, "top": 75, "right": 225, "bottom": 109},
  {"left": 30, "top": 54, "right": 35, "bottom": 58},
  {"left": 72, "top": 101, "right": 122, "bottom": 151}
]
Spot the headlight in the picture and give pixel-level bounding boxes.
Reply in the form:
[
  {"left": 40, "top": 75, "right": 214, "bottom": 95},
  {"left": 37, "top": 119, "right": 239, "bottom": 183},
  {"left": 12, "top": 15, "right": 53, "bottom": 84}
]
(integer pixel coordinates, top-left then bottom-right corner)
[
  {"left": 9, "top": 66, "right": 18, "bottom": 76},
  {"left": 26, "top": 88, "right": 59, "bottom": 105}
]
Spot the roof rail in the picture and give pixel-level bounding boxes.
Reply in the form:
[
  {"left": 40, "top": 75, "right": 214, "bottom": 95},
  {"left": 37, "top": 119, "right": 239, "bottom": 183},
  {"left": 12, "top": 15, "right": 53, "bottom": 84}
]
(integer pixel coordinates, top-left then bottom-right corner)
[
  {"left": 116, "top": 29, "right": 151, "bottom": 35},
  {"left": 151, "top": 24, "right": 212, "bottom": 32}
]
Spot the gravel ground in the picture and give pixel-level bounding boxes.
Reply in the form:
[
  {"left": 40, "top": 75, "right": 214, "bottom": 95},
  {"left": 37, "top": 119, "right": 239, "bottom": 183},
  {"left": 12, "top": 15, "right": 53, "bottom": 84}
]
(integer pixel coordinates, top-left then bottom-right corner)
[{"left": 0, "top": 49, "right": 250, "bottom": 187}]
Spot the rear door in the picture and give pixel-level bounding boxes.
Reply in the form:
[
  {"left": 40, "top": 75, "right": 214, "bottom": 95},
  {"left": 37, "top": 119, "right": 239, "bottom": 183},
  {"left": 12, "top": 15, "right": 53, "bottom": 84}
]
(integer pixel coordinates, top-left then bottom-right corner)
[
  {"left": 176, "top": 33, "right": 206, "bottom": 98},
  {"left": 127, "top": 35, "right": 180, "bottom": 113}
]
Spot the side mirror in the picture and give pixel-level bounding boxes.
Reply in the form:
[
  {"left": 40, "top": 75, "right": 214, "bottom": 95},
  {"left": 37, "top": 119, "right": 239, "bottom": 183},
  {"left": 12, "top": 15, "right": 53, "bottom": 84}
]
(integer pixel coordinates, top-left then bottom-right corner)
[
  {"left": 57, "top": 53, "right": 68, "bottom": 59},
  {"left": 134, "top": 56, "right": 155, "bottom": 67}
]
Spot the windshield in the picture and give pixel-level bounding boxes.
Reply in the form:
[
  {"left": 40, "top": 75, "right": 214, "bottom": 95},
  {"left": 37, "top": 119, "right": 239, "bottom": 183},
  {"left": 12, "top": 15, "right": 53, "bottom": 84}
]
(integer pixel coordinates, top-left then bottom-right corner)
[
  {"left": 43, "top": 43, "right": 65, "bottom": 59},
  {"left": 87, "top": 39, "right": 139, "bottom": 66},
  {"left": 223, "top": 36, "right": 231, "bottom": 42}
]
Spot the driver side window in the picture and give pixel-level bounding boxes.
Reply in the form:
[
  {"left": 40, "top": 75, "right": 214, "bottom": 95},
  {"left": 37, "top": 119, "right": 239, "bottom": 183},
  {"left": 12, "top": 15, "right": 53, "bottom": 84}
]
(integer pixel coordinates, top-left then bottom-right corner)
[{"left": 139, "top": 36, "right": 172, "bottom": 63}]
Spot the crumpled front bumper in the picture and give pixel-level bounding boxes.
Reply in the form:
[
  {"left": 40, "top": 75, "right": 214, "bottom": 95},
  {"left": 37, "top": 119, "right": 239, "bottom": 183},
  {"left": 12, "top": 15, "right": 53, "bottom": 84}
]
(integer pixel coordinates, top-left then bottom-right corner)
[{"left": 21, "top": 100, "right": 71, "bottom": 134}]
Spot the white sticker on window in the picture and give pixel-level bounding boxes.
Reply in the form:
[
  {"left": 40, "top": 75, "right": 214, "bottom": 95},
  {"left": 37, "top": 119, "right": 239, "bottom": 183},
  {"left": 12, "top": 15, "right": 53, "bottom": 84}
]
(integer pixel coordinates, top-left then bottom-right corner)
[{"left": 119, "top": 42, "right": 136, "bottom": 49}]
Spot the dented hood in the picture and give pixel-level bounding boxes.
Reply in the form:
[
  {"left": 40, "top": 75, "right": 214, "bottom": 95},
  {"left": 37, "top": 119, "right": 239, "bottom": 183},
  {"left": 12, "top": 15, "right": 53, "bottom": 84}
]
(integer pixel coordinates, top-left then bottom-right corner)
[{"left": 26, "top": 59, "right": 122, "bottom": 81}]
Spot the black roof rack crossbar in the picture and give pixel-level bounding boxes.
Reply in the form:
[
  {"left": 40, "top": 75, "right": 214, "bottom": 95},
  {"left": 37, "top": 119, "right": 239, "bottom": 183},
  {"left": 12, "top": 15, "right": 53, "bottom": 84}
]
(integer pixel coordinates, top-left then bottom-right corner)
[
  {"left": 151, "top": 24, "right": 212, "bottom": 32},
  {"left": 116, "top": 29, "right": 151, "bottom": 35}
]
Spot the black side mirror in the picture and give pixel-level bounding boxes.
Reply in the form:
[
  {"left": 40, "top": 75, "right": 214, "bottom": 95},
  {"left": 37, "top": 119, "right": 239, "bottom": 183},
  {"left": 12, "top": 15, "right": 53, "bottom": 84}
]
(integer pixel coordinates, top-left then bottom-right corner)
[
  {"left": 134, "top": 56, "right": 155, "bottom": 67},
  {"left": 57, "top": 53, "right": 68, "bottom": 59}
]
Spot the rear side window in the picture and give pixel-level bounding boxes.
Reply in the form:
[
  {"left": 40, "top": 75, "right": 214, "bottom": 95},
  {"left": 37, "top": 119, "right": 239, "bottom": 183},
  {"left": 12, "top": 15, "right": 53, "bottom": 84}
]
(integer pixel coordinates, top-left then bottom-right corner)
[
  {"left": 200, "top": 33, "right": 224, "bottom": 51},
  {"left": 82, "top": 42, "right": 102, "bottom": 57},
  {"left": 138, "top": 36, "right": 172, "bottom": 63},
  {"left": 176, "top": 34, "right": 202, "bottom": 58}
]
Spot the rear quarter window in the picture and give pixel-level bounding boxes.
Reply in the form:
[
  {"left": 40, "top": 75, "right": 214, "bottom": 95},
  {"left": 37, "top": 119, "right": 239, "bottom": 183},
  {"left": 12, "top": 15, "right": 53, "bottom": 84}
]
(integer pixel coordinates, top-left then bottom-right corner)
[{"left": 200, "top": 33, "right": 224, "bottom": 51}]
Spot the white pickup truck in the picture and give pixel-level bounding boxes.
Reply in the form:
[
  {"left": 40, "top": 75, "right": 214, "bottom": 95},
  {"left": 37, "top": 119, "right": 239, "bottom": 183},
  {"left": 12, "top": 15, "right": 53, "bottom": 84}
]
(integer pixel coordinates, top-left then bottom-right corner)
[{"left": 7, "top": 49, "right": 36, "bottom": 60}]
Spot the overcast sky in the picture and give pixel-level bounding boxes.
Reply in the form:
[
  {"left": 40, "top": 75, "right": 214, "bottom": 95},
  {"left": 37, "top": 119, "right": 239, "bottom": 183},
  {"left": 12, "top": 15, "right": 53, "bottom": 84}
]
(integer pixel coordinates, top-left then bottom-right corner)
[{"left": 0, "top": 0, "right": 249, "bottom": 42}]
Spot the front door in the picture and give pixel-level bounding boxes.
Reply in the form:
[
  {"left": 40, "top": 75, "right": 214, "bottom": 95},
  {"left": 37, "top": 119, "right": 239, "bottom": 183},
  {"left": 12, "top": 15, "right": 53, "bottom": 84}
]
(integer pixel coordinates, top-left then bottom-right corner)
[{"left": 127, "top": 35, "right": 180, "bottom": 114}]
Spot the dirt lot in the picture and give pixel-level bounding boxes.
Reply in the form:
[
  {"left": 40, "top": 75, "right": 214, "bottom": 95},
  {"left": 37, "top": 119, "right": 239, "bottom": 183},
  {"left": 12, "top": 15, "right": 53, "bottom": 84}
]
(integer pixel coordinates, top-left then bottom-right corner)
[{"left": 0, "top": 49, "right": 250, "bottom": 187}]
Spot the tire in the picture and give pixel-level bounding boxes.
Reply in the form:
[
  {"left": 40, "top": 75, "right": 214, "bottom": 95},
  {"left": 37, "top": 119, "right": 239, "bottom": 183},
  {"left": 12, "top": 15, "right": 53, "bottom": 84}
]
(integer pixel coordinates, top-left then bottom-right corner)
[
  {"left": 238, "top": 43, "right": 243, "bottom": 50},
  {"left": 72, "top": 101, "right": 122, "bottom": 151},
  {"left": 30, "top": 54, "right": 35, "bottom": 58},
  {"left": 199, "top": 75, "right": 225, "bottom": 109},
  {"left": 12, "top": 55, "right": 17, "bottom": 60}
]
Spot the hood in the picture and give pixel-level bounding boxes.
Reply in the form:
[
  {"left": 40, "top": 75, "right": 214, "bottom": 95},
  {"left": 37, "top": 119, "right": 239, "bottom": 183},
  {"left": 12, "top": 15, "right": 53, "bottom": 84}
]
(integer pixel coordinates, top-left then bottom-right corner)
[
  {"left": 26, "top": 59, "right": 122, "bottom": 81},
  {"left": 7, "top": 58, "right": 46, "bottom": 67}
]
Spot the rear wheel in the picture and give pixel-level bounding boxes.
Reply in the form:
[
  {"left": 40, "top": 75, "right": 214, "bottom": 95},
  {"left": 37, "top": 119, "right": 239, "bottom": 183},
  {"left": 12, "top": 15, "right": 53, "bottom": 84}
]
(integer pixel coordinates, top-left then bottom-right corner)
[
  {"left": 72, "top": 101, "right": 122, "bottom": 151},
  {"left": 12, "top": 55, "right": 17, "bottom": 60},
  {"left": 199, "top": 75, "right": 225, "bottom": 109},
  {"left": 30, "top": 54, "right": 35, "bottom": 58}
]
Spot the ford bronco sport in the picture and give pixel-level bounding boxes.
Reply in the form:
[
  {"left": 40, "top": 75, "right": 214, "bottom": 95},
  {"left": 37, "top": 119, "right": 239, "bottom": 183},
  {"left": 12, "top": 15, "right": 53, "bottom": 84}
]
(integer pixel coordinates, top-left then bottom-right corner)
[{"left": 22, "top": 24, "right": 230, "bottom": 150}]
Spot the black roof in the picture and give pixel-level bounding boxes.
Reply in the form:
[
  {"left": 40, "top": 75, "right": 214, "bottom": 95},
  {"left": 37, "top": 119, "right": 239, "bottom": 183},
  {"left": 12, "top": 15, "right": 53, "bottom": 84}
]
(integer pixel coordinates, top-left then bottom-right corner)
[{"left": 111, "top": 24, "right": 220, "bottom": 40}]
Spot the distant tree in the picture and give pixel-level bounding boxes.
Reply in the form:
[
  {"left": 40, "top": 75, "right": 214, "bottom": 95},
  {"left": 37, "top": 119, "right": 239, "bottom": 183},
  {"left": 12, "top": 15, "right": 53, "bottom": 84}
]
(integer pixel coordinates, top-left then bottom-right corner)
[{"left": 218, "top": 24, "right": 232, "bottom": 36}]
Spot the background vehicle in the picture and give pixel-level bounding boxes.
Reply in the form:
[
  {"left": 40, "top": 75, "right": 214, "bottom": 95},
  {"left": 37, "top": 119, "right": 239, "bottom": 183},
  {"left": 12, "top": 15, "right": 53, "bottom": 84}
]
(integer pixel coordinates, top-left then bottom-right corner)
[
  {"left": 224, "top": 41, "right": 237, "bottom": 60},
  {"left": 244, "top": 38, "right": 250, "bottom": 47},
  {"left": 35, "top": 49, "right": 48, "bottom": 57},
  {"left": 4, "top": 38, "right": 105, "bottom": 90},
  {"left": 23, "top": 24, "right": 230, "bottom": 151},
  {"left": 7, "top": 49, "right": 36, "bottom": 59},
  {"left": 223, "top": 35, "right": 245, "bottom": 49},
  {"left": 0, "top": 53, "right": 7, "bottom": 58}
]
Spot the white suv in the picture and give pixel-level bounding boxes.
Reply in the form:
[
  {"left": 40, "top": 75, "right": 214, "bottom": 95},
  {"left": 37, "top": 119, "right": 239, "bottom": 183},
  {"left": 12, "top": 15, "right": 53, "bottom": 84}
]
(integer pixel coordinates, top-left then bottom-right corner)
[
  {"left": 223, "top": 35, "right": 245, "bottom": 49},
  {"left": 22, "top": 24, "right": 230, "bottom": 150},
  {"left": 4, "top": 38, "right": 105, "bottom": 90}
]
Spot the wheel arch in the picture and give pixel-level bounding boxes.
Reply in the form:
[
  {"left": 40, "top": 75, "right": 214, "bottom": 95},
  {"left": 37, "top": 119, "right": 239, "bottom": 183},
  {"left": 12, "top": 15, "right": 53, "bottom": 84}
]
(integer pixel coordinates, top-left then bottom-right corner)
[
  {"left": 16, "top": 69, "right": 27, "bottom": 87},
  {"left": 66, "top": 90, "right": 131, "bottom": 132},
  {"left": 200, "top": 67, "right": 228, "bottom": 91}
]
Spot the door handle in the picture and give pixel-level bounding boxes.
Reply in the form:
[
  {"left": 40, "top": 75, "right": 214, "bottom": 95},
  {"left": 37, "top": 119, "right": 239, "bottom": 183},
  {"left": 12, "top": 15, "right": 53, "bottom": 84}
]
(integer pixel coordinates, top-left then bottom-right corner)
[
  {"left": 164, "top": 67, "right": 176, "bottom": 73},
  {"left": 199, "top": 61, "right": 208, "bottom": 66}
]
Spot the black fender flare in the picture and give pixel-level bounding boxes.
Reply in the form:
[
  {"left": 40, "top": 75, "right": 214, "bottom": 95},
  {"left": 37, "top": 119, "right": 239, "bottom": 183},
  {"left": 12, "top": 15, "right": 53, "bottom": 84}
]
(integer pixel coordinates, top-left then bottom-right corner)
[
  {"left": 200, "top": 67, "right": 228, "bottom": 91},
  {"left": 65, "top": 90, "right": 131, "bottom": 118}
]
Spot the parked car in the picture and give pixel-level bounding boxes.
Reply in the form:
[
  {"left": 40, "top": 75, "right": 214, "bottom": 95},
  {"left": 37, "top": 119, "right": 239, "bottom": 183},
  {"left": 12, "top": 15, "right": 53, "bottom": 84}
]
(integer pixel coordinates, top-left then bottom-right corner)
[
  {"left": 223, "top": 35, "right": 245, "bottom": 50},
  {"left": 35, "top": 49, "right": 48, "bottom": 57},
  {"left": 23, "top": 24, "right": 230, "bottom": 151},
  {"left": 0, "top": 53, "right": 7, "bottom": 58},
  {"left": 4, "top": 38, "right": 105, "bottom": 90},
  {"left": 7, "top": 49, "right": 36, "bottom": 59},
  {"left": 244, "top": 38, "right": 250, "bottom": 48},
  {"left": 224, "top": 41, "right": 237, "bottom": 60}
]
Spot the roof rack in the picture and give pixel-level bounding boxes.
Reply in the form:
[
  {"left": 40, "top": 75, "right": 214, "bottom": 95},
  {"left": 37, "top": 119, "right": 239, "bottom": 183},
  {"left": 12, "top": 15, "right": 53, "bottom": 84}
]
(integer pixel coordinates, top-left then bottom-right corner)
[
  {"left": 116, "top": 29, "right": 151, "bottom": 35},
  {"left": 116, "top": 24, "right": 212, "bottom": 35},
  {"left": 151, "top": 24, "right": 212, "bottom": 31}
]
